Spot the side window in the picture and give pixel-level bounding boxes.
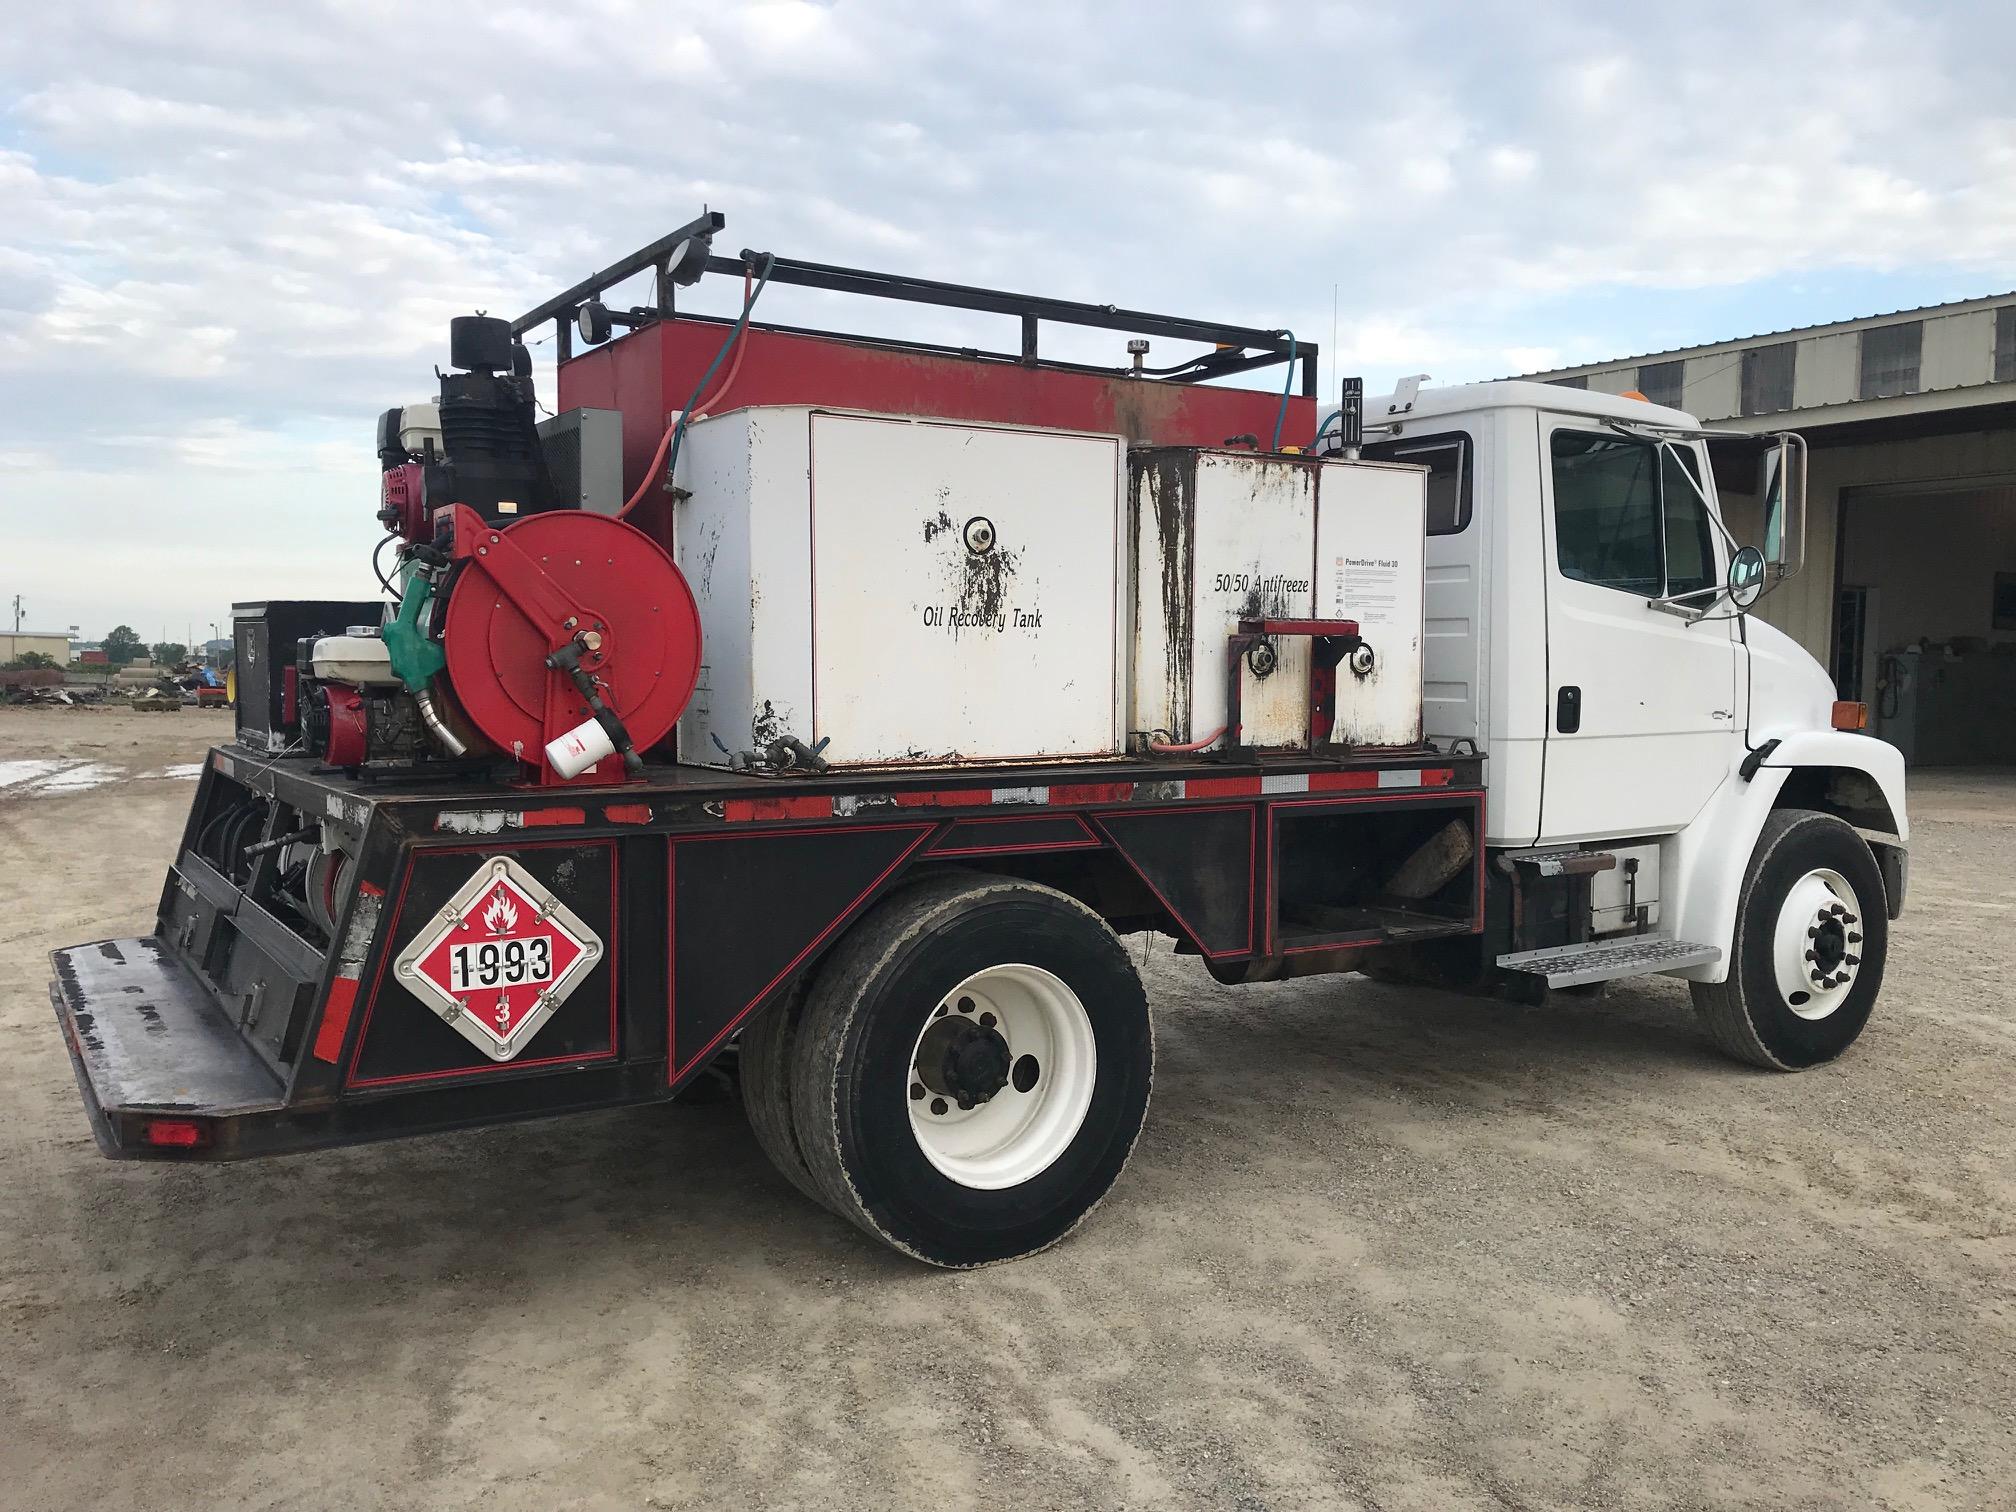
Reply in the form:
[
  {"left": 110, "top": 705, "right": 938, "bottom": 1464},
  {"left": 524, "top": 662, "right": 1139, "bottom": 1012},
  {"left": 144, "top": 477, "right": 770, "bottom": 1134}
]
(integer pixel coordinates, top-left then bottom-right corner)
[
  {"left": 1661, "top": 445, "right": 1715, "bottom": 596},
  {"left": 1551, "top": 432, "right": 1661, "bottom": 594},
  {"left": 1361, "top": 432, "right": 1471, "bottom": 535},
  {"left": 1550, "top": 429, "right": 1719, "bottom": 598}
]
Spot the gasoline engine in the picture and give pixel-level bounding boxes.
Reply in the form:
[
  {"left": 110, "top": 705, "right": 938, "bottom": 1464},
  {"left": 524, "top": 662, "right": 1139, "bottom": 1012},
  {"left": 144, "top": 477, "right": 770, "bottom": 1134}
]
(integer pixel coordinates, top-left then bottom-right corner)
[{"left": 262, "top": 314, "right": 702, "bottom": 786}]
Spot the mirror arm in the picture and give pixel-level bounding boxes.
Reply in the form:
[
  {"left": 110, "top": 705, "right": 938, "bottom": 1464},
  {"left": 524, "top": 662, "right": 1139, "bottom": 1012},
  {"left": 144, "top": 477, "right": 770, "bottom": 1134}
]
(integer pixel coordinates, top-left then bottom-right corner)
[{"left": 1646, "top": 585, "right": 1725, "bottom": 620}]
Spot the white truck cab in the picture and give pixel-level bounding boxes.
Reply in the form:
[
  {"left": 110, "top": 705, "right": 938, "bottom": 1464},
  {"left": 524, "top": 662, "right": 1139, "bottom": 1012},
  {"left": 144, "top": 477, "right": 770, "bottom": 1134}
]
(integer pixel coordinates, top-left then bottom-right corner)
[{"left": 1359, "top": 380, "right": 1906, "bottom": 1067}]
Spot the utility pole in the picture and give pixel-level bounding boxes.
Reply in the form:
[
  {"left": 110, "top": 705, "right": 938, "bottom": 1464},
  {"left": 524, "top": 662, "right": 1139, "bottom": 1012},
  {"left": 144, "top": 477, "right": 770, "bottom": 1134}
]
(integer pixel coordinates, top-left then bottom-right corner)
[{"left": 10, "top": 594, "right": 21, "bottom": 632}]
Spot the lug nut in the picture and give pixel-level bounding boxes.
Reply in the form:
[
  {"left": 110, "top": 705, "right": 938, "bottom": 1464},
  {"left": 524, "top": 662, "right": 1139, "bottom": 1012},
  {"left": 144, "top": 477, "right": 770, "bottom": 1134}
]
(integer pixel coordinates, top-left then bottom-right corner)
[
  {"left": 957, "top": 997, "right": 975, "bottom": 1014},
  {"left": 910, "top": 1082, "right": 926, "bottom": 1101},
  {"left": 1848, "top": 932, "right": 1863, "bottom": 944},
  {"left": 929, "top": 1097, "right": 948, "bottom": 1116},
  {"left": 956, "top": 1095, "right": 974, "bottom": 1111},
  {"left": 978, "top": 1011, "right": 996, "bottom": 1029},
  {"left": 1845, "top": 954, "right": 1860, "bottom": 966}
]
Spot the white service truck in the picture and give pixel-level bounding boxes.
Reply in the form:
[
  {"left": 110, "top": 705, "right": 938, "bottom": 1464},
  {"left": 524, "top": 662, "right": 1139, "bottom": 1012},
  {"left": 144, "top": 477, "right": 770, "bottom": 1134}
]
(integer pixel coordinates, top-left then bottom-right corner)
[{"left": 49, "top": 226, "right": 1904, "bottom": 1267}]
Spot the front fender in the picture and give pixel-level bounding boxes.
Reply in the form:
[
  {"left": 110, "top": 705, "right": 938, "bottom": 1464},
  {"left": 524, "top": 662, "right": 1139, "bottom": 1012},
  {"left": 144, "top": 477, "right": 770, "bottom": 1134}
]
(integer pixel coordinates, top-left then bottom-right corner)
[
  {"left": 1757, "top": 730, "right": 1908, "bottom": 843},
  {"left": 1666, "top": 733, "right": 1908, "bottom": 984}
]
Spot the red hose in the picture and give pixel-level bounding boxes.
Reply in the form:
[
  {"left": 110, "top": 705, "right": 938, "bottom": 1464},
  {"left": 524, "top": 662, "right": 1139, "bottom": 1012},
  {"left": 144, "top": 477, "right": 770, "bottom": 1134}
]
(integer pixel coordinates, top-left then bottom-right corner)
[
  {"left": 617, "top": 267, "right": 758, "bottom": 521},
  {"left": 1148, "top": 725, "right": 1228, "bottom": 753},
  {"left": 694, "top": 265, "right": 756, "bottom": 413},
  {"left": 617, "top": 421, "right": 677, "bottom": 519}
]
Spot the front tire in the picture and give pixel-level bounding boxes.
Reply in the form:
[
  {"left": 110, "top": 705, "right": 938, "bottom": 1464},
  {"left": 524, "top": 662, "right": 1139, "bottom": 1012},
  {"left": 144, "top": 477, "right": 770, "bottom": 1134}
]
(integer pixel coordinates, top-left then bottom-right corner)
[
  {"left": 789, "top": 873, "right": 1153, "bottom": 1267},
  {"left": 1690, "top": 809, "right": 1889, "bottom": 1070}
]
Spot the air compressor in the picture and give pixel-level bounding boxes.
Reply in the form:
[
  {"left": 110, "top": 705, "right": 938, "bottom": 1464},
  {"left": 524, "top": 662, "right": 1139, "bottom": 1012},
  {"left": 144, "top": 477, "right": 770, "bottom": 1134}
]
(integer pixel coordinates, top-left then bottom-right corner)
[{"left": 277, "top": 313, "right": 703, "bottom": 786}]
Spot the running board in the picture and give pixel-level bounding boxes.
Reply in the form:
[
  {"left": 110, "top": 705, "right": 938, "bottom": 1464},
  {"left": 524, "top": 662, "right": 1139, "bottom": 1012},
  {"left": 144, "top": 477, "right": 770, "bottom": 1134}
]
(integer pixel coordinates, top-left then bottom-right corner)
[{"left": 1495, "top": 934, "right": 1720, "bottom": 988}]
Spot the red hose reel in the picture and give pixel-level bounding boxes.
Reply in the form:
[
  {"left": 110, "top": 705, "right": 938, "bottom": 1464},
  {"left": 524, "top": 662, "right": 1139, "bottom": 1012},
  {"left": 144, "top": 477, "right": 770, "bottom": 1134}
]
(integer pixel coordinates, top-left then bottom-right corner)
[{"left": 437, "top": 505, "right": 702, "bottom": 785}]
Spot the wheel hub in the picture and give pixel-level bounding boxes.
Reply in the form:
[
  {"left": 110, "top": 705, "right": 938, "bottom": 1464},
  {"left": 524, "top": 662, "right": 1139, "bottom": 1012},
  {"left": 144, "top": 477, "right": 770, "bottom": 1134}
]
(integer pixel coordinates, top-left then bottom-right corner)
[
  {"left": 916, "top": 1016, "right": 1012, "bottom": 1109},
  {"left": 904, "top": 963, "right": 1097, "bottom": 1191},
  {"left": 1802, "top": 899, "right": 1860, "bottom": 990},
  {"left": 1772, "top": 867, "right": 1864, "bottom": 1020}
]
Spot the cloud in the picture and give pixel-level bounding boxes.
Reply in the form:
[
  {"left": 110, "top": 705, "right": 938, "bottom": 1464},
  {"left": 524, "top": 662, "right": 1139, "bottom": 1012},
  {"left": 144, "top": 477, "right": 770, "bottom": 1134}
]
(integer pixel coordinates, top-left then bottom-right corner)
[{"left": 3, "top": 0, "right": 2015, "bottom": 633}]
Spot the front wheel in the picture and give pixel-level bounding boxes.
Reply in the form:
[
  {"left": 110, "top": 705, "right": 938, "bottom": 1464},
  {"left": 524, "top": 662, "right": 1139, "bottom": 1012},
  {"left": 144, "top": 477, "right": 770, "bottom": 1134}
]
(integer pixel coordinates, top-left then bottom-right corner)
[
  {"left": 1690, "top": 809, "right": 1889, "bottom": 1070},
  {"left": 789, "top": 873, "right": 1153, "bottom": 1267}
]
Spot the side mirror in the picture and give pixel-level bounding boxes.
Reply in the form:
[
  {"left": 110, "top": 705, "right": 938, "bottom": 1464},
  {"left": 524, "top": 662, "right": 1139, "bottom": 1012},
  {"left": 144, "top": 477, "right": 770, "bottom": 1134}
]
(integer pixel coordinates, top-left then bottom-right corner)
[
  {"left": 1759, "top": 432, "right": 1807, "bottom": 580},
  {"left": 1727, "top": 545, "right": 1767, "bottom": 610}
]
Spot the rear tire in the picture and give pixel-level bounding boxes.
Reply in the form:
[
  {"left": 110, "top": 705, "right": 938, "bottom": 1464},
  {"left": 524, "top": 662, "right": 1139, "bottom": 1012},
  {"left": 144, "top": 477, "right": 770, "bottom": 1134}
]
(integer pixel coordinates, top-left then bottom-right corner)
[
  {"left": 789, "top": 873, "right": 1153, "bottom": 1267},
  {"left": 738, "top": 980, "right": 834, "bottom": 1211},
  {"left": 1690, "top": 809, "right": 1888, "bottom": 1070}
]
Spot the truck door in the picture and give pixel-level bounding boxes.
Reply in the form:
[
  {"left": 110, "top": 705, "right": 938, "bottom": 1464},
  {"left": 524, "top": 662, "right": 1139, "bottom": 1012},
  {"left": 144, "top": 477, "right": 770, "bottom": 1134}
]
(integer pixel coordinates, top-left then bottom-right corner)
[{"left": 1538, "top": 424, "right": 1738, "bottom": 842}]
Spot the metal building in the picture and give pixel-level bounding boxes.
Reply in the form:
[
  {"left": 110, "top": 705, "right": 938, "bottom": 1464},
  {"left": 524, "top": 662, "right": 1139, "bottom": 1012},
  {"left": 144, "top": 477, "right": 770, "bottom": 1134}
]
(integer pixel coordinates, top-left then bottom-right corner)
[
  {"left": 1521, "top": 295, "right": 2016, "bottom": 765},
  {"left": 0, "top": 632, "right": 72, "bottom": 666}
]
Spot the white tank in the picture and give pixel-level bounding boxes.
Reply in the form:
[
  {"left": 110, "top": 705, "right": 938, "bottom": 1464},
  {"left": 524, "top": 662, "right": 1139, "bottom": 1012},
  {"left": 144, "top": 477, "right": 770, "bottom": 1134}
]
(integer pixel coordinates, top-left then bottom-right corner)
[
  {"left": 674, "top": 407, "right": 1127, "bottom": 768},
  {"left": 1130, "top": 448, "right": 1426, "bottom": 750},
  {"left": 672, "top": 408, "right": 1426, "bottom": 771},
  {"left": 310, "top": 633, "right": 400, "bottom": 688}
]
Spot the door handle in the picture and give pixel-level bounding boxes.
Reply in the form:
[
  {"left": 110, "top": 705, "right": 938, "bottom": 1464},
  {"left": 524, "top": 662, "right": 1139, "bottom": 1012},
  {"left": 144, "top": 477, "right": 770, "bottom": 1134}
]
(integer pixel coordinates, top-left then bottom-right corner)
[{"left": 1556, "top": 686, "right": 1582, "bottom": 734}]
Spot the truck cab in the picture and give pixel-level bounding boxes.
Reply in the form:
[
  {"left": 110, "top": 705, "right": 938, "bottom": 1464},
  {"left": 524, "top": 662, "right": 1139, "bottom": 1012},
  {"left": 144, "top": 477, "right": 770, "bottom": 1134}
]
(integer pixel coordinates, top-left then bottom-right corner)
[{"left": 1364, "top": 380, "right": 1907, "bottom": 1019}]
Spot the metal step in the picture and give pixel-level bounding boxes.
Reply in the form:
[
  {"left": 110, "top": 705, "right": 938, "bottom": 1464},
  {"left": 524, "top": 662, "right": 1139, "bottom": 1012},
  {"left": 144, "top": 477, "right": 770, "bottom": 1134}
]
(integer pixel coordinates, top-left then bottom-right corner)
[
  {"left": 1504, "top": 847, "right": 1617, "bottom": 877},
  {"left": 1495, "top": 933, "right": 1720, "bottom": 988}
]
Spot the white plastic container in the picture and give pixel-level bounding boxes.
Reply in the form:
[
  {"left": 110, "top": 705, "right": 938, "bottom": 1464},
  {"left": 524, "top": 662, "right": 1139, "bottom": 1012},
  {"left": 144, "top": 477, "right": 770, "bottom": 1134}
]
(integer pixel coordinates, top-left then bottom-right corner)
[{"left": 545, "top": 717, "right": 616, "bottom": 779}]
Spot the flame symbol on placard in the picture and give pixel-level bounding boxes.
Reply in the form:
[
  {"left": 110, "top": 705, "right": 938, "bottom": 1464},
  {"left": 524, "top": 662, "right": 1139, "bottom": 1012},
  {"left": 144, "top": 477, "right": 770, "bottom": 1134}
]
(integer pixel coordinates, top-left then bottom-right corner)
[{"left": 483, "top": 892, "right": 519, "bottom": 935}]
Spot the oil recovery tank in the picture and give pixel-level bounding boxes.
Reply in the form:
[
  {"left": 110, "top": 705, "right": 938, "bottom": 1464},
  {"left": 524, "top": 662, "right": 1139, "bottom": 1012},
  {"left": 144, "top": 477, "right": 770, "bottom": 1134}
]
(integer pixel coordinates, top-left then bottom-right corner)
[
  {"left": 674, "top": 407, "right": 1127, "bottom": 768},
  {"left": 1129, "top": 449, "right": 1426, "bottom": 750}
]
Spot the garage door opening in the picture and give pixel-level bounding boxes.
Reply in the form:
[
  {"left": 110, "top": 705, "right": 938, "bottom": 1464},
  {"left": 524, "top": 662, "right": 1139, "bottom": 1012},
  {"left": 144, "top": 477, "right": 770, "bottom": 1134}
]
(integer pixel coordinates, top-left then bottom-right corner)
[{"left": 1836, "top": 479, "right": 2016, "bottom": 765}]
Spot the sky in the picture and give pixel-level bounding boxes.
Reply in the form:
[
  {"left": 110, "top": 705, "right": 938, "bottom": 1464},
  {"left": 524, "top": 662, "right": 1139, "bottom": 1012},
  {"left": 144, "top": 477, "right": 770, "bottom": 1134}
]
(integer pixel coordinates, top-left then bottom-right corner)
[{"left": 4, "top": 0, "right": 2015, "bottom": 640}]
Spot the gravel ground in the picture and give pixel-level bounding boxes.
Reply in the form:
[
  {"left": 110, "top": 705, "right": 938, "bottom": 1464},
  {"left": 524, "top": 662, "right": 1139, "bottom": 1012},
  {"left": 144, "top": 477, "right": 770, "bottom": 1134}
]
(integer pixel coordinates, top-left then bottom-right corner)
[{"left": 1, "top": 705, "right": 2011, "bottom": 1511}]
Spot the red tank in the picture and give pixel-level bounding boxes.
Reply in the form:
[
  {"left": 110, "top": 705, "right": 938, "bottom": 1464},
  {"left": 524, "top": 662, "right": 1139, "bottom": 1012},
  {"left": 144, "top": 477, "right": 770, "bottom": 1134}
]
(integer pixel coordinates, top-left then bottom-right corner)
[{"left": 558, "top": 319, "right": 1316, "bottom": 543}]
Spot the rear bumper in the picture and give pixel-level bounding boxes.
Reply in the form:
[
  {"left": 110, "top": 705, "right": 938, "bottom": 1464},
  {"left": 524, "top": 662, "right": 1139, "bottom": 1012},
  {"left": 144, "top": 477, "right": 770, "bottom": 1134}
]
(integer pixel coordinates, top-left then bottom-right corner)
[
  {"left": 50, "top": 935, "right": 669, "bottom": 1160},
  {"left": 50, "top": 938, "right": 285, "bottom": 1159}
]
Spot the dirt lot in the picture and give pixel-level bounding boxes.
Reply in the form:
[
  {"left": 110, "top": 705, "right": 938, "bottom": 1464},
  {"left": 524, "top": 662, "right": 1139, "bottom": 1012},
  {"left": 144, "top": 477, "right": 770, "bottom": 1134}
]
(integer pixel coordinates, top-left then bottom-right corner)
[{"left": 1, "top": 705, "right": 2011, "bottom": 1511}]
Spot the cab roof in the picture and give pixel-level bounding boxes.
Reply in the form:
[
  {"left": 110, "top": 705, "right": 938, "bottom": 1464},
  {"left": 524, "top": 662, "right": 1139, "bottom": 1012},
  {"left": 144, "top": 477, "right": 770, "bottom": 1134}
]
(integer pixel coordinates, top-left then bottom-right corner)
[{"left": 1364, "top": 379, "right": 1698, "bottom": 431}]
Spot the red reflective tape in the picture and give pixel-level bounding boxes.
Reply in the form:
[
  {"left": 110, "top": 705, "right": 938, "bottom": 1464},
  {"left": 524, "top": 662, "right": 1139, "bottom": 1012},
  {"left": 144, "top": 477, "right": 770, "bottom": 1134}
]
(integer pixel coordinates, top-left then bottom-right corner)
[
  {"left": 312, "top": 977, "right": 361, "bottom": 1063},
  {"left": 520, "top": 807, "right": 587, "bottom": 827},
  {"left": 1185, "top": 776, "right": 1263, "bottom": 798},
  {"left": 1308, "top": 771, "right": 1379, "bottom": 791},
  {"left": 358, "top": 879, "right": 385, "bottom": 898},
  {"left": 1049, "top": 782, "right": 1135, "bottom": 805},
  {"left": 1422, "top": 769, "right": 1454, "bottom": 787},
  {"left": 604, "top": 803, "right": 653, "bottom": 824},
  {"left": 892, "top": 789, "right": 994, "bottom": 808},
  {"left": 724, "top": 795, "right": 833, "bottom": 822}
]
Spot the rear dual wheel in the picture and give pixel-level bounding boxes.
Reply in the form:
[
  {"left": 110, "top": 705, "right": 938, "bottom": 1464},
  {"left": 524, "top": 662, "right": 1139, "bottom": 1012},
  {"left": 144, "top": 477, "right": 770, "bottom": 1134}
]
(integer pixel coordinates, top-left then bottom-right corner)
[{"left": 740, "top": 874, "right": 1153, "bottom": 1267}]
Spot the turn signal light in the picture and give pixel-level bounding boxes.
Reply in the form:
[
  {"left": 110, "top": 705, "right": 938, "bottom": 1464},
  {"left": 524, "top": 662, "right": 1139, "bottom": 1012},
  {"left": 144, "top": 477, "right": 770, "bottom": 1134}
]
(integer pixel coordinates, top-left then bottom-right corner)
[
  {"left": 1831, "top": 700, "right": 1868, "bottom": 731},
  {"left": 142, "top": 1118, "right": 209, "bottom": 1149}
]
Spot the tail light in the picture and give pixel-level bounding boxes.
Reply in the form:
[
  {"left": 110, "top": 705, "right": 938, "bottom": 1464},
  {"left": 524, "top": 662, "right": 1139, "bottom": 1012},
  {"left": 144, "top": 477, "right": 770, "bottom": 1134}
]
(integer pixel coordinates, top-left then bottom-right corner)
[
  {"left": 142, "top": 1118, "right": 210, "bottom": 1149},
  {"left": 1831, "top": 700, "right": 1868, "bottom": 732}
]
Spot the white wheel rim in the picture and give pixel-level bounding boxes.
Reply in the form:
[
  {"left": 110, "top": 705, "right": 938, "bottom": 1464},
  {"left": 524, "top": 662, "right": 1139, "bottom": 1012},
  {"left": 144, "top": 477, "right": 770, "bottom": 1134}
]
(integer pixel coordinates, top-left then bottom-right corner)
[
  {"left": 905, "top": 963, "right": 1096, "bottom": 1190},
  {"left": 1770, "top": 866, "right": 1864, "bottom": 1021}
]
